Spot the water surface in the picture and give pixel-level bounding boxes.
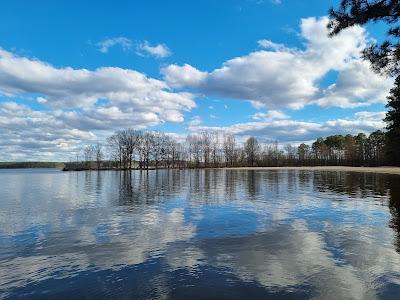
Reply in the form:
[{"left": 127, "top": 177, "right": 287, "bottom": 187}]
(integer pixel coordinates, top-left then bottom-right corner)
[{"left": 1, "top": 168, "right": 400, "bottom": 299}]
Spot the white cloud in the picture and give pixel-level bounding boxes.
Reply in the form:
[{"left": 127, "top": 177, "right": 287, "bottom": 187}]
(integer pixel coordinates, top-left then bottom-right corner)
[
  {"left": 314, "top": 60, "right": 392, "bottom": 108},
  {"left": 252, "top": 110, "right": 289, "bottom": 120},
  {"left": 0, "top": 101, "right": 189, "bottom": 161},
  {"left": 189, "top": 111, "right": 385, "bottom": 144},
  {"left": 137, "top": 41, "right": 172, "bottom": 58},
  {"left": 188, "top": 116, "right": 203, "bottom": 126},
  {"left": 161, "top": 64, "right": 207, "bottom": 88},
  {"left": 96, "top": 37, "right": 133, "bottom": 53},
  {"left": 0, "top": 102, "right": 97, "bottom": 161},
  {"left": 354, "top": 111, "right": 386, "bottom": 120},
  {"left": 162, "top": 17, "right": 391, "bottom": 110},
  {"left": 97, "top": 37, "right": 172, "bottom": 59},
  {"left": 0, "top": 48, "right": 194, "bottom": 111},
  {"left": 257, "top": 39, "right": 290, "bottom": 51},
  {"left": 36, "top": 96, "right": 47, "bottom": 104},
  {"left": 0, "top": 48, "right": 196, "bottom": 160}
]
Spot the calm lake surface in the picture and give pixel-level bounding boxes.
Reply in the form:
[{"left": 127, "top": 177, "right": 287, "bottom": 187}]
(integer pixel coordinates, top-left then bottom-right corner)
[{"left": 1, "top": 169, "right": 400, "bottom": 299}]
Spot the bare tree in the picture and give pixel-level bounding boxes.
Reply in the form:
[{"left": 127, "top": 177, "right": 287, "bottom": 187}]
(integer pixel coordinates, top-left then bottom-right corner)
[
  {"left": 187, "top": 134, "right": 201, "bottom": 167},
  {"left": 223, "top": 134, "right": 236, "bottom": 167},
  {"left": 83, "top": 145, "right": 95, "bottom": 170},
  {"left": 201, "top": 131, "right": 212, "bottom": 167},
  {"left": 244, "top": 137, "right": 260, "bottom": 167},
  {"left": 210, "top": 132, "right": 220, "bottom": 167},
  {"left": 94, "top": 143, "right": 103, "bottom": 170}
]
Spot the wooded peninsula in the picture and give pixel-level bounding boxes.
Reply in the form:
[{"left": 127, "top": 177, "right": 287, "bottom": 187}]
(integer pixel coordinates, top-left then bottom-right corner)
[{"left": 62, "top": 129, "right": 395, "bottom": 171}]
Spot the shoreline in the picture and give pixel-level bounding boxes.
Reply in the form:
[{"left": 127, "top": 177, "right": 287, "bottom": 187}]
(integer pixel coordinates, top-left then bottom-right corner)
[
  {"left": 60, "top": 166, "right": 400, "bottom": 175},
  {"left": 217, "top": 166, "right": 400, "bottom": 175}
]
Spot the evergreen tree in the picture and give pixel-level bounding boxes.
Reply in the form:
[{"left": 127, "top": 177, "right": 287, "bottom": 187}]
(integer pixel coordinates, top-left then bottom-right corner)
[
  {"left": 298, "top": 143, "right": 310, "bottom": 162},
  {"left": 329, "top": 0, "right": 400, "bottom": 165},
  {"left": 386, "top": 77, "right": 400, "bottom": 164}
]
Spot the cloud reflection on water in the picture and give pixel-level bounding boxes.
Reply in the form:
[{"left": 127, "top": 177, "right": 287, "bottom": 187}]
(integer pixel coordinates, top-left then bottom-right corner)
[{"left": 0, "top": 169, "right": 400, "bottom": 299}]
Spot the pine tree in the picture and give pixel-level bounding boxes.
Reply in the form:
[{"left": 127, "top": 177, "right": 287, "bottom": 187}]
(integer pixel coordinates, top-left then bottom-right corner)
[
  {"left": 386, "top": 76, "right": 400, "bottom": 165},
  {"left": 329, "top": 0, "right": 400, "bottom": 165}
]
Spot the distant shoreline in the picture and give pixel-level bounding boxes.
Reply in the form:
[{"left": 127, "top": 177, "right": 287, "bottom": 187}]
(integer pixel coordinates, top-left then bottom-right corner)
[{"left": 0, "top": 162, "right": 64, "bottom": 169}]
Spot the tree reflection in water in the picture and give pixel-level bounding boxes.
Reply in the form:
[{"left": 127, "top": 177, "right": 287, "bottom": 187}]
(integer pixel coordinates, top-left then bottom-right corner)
[
  {"left": 111, "top": 169, "right": 400, "bottom": 253},
  {"left": 2, "top": 169, "right": 400, "bottom": 299}
]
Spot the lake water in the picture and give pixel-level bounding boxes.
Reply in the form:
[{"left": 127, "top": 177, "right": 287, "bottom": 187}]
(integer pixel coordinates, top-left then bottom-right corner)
[{"left": 1, "top": 169, "right": 400, "bottom": 299}]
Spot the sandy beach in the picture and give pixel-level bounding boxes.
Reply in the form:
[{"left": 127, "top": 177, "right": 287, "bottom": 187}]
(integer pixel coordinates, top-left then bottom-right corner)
[{"left": 220, "top": 166, "right": 400, "bottom": 175}]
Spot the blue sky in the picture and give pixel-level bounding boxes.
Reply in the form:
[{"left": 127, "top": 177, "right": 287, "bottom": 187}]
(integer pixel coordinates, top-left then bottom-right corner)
[{"left": 0, "top": 0, "right": 393, "bottom": 160}]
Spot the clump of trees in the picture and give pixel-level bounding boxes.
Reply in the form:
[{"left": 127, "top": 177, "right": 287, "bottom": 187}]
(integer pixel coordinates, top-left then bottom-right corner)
[
  {"left": 310, "top": 131, "right": 387, "bottom": 166},
  {"left": 64, "top": 129, "right": 391, "bottom": 171},
  {"left": 329, "top": 0, "right": 400, "bottom": 165}
]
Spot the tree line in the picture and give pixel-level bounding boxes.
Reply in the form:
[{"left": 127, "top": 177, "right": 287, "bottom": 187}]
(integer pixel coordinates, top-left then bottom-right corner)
[{"left": 64, "top": 129, "right": 392, "bottom": 170}]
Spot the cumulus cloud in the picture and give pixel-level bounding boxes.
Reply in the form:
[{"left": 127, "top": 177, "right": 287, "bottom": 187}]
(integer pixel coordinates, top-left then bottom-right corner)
[
  {"left": 314, "top": 60, "right": 392, "bottom": 108},
  {"left": 252, "top": 110, "right": 289, "bottom": 120},
  {"left": 189, "top": 110, "right": 386, "bottom": 144},
  {"left": 162, "top": 17, "right": 392, "bottom": 109},
  {"left": 0, "top": 49, "right": 194, "bottom": 110},
  {"left": 0, "top": 102, "right": 97, "bottom": 161},
  {"left": 137, "top": 41, "right": 172, "bottom": 58},
  {"left": 0, "top": 48, "right": 195, "bottom": 160},
  {"left": 97, "top": 37, "right": 133, "bottom": 53},
  {"left": 161, "top": 64, "right": 207, "bottom": 88}
]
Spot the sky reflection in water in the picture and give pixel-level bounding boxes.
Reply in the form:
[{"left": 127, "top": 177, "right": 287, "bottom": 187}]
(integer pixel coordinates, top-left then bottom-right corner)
[{"left": 1, "top": 169, "right": 400, "bottom": 299}]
